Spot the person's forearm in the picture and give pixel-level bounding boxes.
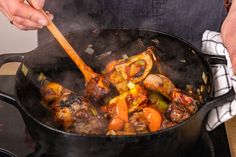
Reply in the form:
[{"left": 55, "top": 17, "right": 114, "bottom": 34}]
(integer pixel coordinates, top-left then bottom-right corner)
[
  {"left": 221, "top": 0, "right": 236, "bottom": 73},
  {"left": 225, "top": 0, "right": 236, "bottom": 52}
]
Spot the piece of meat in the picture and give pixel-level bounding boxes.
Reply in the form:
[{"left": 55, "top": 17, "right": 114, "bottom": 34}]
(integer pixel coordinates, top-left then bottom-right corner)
[
  {"left": 143, "top": 74, "right": 199, "bottom": 113},
  {"left": 72, "top": 114, "right": 107, "bottom": 135},
  {"left": 129, "top": 112, "right": 149, "bottom": 134},
  {"left": 106, "top": 111, "right": 149, "bottom": 135},
  {"left": 160, "top": 119, "right": 177, "bottom": 130},
  {"left": 143, "top": 74, "right": 175, "bottom": 100},
  {"left": 166, "top": 102, "right": 191, "bottom": 123},
  {"left": 85, "top": 76, "right": 110, "bottom": 101},
  {"left": 184, "top": 101, "right": 198, "bottom": 114},
  {"left": 103, "top": 47, "right": 156, "bottom": 93},
  {"left": 50, "top": 92, "right": 108, "bottom": 135},
  {"left": 40, "top": 82, "right": 64, "bottom": 106},
  {"left": 115, "top": 47, "right": 155, "bottom": 83},
  {"left": 106, "top": 122, "right": 136, "bottom": 136}
]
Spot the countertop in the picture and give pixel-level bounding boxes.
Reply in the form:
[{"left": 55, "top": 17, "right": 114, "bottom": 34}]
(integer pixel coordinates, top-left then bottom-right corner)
[{"left": 0, "top": 63, "right": 235, "bottom": 157}]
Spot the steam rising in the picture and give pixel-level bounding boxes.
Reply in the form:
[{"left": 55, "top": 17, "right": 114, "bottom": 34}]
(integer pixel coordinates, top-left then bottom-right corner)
[
  {"left": 35, "top": 0, "right": 156, "bottom": 93},
  {"left": 38, "top": 0, "right": 99, "bottom": 45}
]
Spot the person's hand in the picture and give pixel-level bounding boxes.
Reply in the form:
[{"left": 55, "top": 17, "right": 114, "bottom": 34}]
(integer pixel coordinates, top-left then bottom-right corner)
[
  {"left": 221, "top": 1, "right": 236, "bottom": 73},
  {"left": 0, "top": 0, "right": 53, "bottom": 30}
]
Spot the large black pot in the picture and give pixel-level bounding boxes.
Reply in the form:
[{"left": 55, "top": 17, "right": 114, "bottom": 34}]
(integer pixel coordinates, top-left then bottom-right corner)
[
  {"left": 0, "top": 148, "right": 16, "bottom": 157},
  {"left": 0, "top": 29, "right": 234, "bottom": 157}
]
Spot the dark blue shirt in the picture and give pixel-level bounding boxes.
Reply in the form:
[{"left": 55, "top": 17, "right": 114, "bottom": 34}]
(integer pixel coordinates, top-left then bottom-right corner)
[{"left": 48, "top": 0, "right": 227, "bottom": 49}]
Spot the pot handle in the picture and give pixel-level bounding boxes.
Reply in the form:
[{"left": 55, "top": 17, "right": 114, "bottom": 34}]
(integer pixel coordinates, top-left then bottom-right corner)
[
  {"left": 0, "top": 53, "right": 25, "bottom": 107},
  {"left": 203, "top": 54, "right": 235, "bottom": 110}
]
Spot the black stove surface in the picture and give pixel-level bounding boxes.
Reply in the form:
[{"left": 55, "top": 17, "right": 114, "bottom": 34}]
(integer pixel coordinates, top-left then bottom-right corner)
[{"left": 0, "top": 76, "right": 231, "bottom": 157}]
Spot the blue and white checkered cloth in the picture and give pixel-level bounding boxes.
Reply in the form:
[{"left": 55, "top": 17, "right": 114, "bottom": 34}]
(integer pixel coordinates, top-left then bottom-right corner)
[{"left": 202, "top": 30, "right": 236, "bottom": 131}]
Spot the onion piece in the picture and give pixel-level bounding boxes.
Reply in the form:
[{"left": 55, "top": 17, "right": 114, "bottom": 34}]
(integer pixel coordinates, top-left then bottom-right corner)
[
  {"left": 38, "top": 72, "right": 47, "bottom": 82},
  {"left": 122, "top": 54, "right": 129, "bottom": 60},
  {"left": 96, "top": 51, "right": 112, "bottom": 60},
  {"left": 21, "top": 64, "right": 28, "bottom": 76},
  {"left": 85, "top": 47, "right": 95, "bottom": 55},
  {"left": 202, "top": 72, "right": 208, "bottom": 84},
  {"left": 180, "top": 59, "right": 186, "bottom": 63},
  {"left": 127, "top": 81, "right": 136, "bottom": 89}
]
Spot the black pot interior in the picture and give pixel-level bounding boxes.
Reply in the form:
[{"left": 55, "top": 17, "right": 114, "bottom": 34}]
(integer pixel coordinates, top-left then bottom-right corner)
[{"left": 15, "top": 28, "right": 213, "bottom": 132}]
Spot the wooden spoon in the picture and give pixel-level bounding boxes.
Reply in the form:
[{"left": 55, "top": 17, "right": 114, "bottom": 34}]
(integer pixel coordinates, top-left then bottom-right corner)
[{"left": 26, "top": 0, "right": 110, "bottom": 100}]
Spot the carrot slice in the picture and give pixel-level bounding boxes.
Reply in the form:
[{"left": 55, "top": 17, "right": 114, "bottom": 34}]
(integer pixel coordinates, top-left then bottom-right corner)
[
  {"left": 143, "top": 107, "right": 162, "bottom": 132},
  {"left": 116, "top": 99, "right": 128, "bottom": 122},
  {"left": 108, "top": 117, "right": 125, "bottom": 131}
]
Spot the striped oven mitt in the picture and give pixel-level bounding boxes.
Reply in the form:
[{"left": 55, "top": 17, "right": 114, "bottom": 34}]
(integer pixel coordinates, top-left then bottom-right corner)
[{"left": 202, "top": 30, "right": 236, "bottom": 131}]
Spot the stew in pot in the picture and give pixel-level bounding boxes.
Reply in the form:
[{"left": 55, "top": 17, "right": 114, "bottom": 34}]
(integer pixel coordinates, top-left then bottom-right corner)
[{"left": 39, "top": 47, "right": 202, "bottom": 135}]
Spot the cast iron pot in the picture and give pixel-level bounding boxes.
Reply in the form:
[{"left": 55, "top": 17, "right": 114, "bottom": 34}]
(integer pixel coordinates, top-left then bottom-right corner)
[
  {"left": 0, "top": 29, "right": 234, "bottom": 157},
  {"left": 0, "top": 148, "right": 16, "bottom": 157}
]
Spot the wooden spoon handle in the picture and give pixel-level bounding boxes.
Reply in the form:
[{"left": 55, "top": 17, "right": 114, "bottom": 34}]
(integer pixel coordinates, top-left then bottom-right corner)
[
  {"left": 46, "top": 21, "right": 95, "bottom": 81},
  {"left": 26, "top": 0, "right": 95, "bottom": 82}
]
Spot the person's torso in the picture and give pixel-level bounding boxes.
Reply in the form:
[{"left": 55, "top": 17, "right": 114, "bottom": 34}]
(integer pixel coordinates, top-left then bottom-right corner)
[{"left": 48, "top": 0, "right": 227, "bottom": 49}]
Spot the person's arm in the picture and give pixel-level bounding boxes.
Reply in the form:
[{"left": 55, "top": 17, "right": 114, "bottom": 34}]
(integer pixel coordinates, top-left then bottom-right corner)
[
  {"left": 0, "top": 0, "right": 52, "bottom": 30},
  {"left": 221, "top": 0, "right": 236, "bottom": 73}
]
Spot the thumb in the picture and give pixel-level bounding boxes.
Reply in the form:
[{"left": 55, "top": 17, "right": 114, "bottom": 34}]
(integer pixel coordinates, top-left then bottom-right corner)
[
  {"left": 35, "top": 0, "right": 45, "bottom": 8},
  {"left": 27, "top": 0, "right": 45, "bottom": 10}
]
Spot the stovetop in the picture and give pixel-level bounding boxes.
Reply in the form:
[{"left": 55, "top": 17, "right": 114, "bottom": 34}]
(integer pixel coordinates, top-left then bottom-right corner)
[{"left": 0, "top": 76, "right": 232, "bottom": 157}]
